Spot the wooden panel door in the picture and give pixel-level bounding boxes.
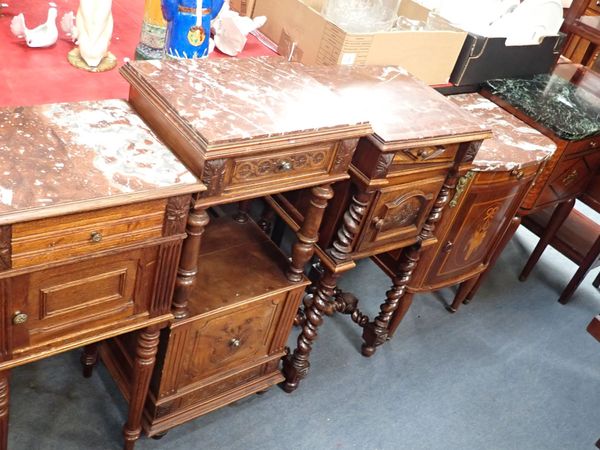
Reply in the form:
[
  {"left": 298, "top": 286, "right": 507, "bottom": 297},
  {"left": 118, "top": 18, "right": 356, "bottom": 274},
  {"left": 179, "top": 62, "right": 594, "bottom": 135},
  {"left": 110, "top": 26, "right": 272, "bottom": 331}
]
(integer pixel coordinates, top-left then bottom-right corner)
[{"left": 424, "top": 169, "right": 536, "bottom": 287}]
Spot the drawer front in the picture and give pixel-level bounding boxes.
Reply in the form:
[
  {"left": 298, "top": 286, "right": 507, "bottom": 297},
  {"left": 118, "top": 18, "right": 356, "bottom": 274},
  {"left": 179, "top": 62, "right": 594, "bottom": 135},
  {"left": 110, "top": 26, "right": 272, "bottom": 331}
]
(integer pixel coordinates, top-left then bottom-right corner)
[
  {"left": 10, "top": 247, "right": 157, "bottom": 354},
  {"left": 390, "top": 144, "right": 460, "bottom": 173},
  {"left": 161, "top": 290, "right": 300, "bottom": 394},
  {"left": 564, "top": 135, "right": 600, "bottom": 158},
  {"left": 535, "top": 151, "right": 600, "bottom": 208},
  {"left": 11, "top": 200, "right": 166, "bottom": 269},
  {"left": 228, "top": 143, "right": 335, "bottom": 189},
  {"left": 355, "top": 175, "right": 446, "bottom": 253}
]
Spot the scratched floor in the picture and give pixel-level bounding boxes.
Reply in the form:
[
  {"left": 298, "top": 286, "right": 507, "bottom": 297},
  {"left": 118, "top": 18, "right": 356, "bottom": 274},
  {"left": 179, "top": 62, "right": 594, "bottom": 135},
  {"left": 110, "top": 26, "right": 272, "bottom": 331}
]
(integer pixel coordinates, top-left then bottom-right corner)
[{"left": 9, "top": 202, "right": 600, "bottom": 450}]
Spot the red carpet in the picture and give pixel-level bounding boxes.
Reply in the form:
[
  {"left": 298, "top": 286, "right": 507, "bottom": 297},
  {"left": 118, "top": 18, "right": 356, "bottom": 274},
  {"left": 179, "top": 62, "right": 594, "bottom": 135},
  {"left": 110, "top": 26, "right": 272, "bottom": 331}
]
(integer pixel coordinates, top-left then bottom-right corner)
[{"left": 0, "top": 0, "right": 275, "bottom": 107}]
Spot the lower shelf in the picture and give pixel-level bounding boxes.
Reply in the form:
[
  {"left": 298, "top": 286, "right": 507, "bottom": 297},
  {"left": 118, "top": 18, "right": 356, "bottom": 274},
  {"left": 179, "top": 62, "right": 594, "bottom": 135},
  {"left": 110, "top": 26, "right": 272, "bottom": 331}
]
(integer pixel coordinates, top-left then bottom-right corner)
[{"left": 99, "top": 214, "right": 309, "bottom": 435}]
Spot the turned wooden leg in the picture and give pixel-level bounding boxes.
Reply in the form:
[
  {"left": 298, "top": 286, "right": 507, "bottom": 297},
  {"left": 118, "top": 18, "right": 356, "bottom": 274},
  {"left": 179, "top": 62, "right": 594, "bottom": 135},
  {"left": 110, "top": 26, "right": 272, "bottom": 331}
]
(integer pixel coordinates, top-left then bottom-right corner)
[
  {"left": 282, "top": 269, "right": 339, "bottom": 393},
  {"left": 233, "top": 199, "right": 253, "bottom": 223},
  {"left": 362, "top": 244, "right": 421, "bottom": 357},
  {"left": 448, "top": 277, "right": 480, "bottom": 313},
  {"left": 122, "top": 326, "right": 161, "bottom": 450},
  {"left": 287, "top": 185, "right": 333, "bottom": 282},
  {"left": 559, "top": 235, "right": 600, "bottom": 305},
  {"left": 0, "top": 371, "right": 9, "bottom": 450},
  {"left": 520, "top": 199, "right": 575, "bottom": 282},
  {"left": 387, "top": 292, "right": 414, "bottom": 339},
  {"left": 172, "top": 204, "right": 209, "bottom": 319},
  {"left": 257, "top": 204, "right": 276, "bottom": 235},
  {"left": 466, "top": 216, "right": 522, "bottom": 302},
  {"left": 81, "top": 343, "right": 99, "bottom": 378}
]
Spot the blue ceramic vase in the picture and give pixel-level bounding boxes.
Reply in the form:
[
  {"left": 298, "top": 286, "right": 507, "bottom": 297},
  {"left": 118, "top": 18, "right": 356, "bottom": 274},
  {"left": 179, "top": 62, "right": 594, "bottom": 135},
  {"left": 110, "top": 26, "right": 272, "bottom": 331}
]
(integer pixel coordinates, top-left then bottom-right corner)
[{"left": 161, "top": 0, "right": 224, "bottom": 59}]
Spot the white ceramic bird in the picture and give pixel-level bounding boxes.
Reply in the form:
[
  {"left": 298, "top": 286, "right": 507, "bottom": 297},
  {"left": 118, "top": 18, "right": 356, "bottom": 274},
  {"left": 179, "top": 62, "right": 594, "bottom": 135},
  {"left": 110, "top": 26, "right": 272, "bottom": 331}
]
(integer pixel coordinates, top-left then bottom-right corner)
[{"left": 10, "top": 2, "right": 59, "bottom": 48}]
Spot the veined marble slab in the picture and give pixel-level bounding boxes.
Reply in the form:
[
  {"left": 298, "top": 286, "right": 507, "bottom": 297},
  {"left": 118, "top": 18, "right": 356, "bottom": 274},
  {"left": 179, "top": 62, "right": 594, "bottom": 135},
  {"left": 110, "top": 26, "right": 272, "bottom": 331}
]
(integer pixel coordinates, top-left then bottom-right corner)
[
  {"left": 450, "top": 93, "right": 556, "bottom": 171},
  {"left": 0, "top": 99, "right": 202, "bottom": 223}
]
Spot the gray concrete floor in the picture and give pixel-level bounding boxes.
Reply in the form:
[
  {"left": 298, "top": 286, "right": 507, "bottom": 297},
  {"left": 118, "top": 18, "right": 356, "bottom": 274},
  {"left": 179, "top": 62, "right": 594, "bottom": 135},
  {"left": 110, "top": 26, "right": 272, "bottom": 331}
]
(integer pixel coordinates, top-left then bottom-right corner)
[{"left": 8, "top": 206, "right": 600, "bottom": 450}]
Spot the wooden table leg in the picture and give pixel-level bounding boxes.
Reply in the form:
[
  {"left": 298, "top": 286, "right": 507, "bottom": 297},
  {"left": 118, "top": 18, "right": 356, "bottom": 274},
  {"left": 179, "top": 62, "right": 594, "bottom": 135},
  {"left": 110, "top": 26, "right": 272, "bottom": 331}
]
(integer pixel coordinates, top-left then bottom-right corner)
[
  {"left": 520, "top": 199, "right": 575, "bottom": 282},
  {"left": 233, "top": 199, "right": 253, "bottom": 223},
  {"left": 81, "top": 343, "right": 99, "bottom": 378},
  {"left": 386, "top": 292, "right": 414, "bottom": 340},
  {"left": 0, "top": 371, "right": 8, "bottom": 450},
  {"left": 559, "top": 235, "right": 600, "bottom": 304},
  {"left": 122, "top": 325, "right": 161, "bottom": 450},
  {"left": 447, "top": 277, "right": 480, "bottom": 313},
  {"left": 287, "top": 185, "right": 333, "bottom": 282},
  {"left": 172, "top": 202, "right": 209, "bottom": 319}
]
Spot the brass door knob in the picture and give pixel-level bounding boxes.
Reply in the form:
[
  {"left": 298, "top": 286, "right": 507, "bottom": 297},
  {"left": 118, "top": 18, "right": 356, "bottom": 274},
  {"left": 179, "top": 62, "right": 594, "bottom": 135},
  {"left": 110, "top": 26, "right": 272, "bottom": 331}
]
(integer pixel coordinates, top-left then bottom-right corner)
[
  {"left": 12, "top": 312, "right": 28, "bottom": 325},
  {"left": 511, "top": 169, "right": 524, "bottom": 180},
  {"left": 90, "top": 231, "right": 103, "bottom": 242},
  {"left": 442, "top": 241, "right": 454, "bottom": 253},
  {"left": 277, "top": 161, "right": 292, "bottom": 172},
  {"left": 229, "top": 338, "right": 241, "bottom": 348}
]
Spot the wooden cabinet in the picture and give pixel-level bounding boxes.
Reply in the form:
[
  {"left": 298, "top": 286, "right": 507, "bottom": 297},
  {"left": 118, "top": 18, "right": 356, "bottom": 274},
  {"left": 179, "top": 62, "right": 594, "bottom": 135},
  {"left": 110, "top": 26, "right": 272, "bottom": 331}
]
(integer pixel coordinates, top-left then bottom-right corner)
[{"left": 101, "top": 216, "right": 308, "bottom": 436}]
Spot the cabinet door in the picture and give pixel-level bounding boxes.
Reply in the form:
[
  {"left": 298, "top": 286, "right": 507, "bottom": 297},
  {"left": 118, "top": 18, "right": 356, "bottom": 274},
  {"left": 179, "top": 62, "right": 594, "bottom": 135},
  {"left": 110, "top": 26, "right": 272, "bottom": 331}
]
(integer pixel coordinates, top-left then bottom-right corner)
[
  {"left": 424, "top": 170, "right": 534, "bottom": 287},
  {"left": 355, "top": 174, "right": 446, "bottom": 254}
]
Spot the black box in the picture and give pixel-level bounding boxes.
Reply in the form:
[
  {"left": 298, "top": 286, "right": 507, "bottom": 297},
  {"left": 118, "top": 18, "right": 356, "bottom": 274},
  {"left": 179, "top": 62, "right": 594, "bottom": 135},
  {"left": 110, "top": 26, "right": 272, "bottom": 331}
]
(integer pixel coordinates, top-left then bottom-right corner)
[{"left": 450, "top": 32, "right": 566, "bottom": 86}]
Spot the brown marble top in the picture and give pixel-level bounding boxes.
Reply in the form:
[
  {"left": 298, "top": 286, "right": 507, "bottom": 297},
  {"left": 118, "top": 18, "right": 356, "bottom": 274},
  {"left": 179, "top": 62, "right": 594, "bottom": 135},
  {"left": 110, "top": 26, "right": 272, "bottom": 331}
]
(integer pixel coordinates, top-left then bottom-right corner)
[
  {"left": 298, "top": 64, "right": 490, "bottom": 148},
  {"left": 123, "top": 57, "right": 372, "bottom": 150},
  {"left": 449, "top": 93, "right": 556, "bottom": 171},
  {"left": 0, "top": 100, "right": 203, "bottom": 225}
]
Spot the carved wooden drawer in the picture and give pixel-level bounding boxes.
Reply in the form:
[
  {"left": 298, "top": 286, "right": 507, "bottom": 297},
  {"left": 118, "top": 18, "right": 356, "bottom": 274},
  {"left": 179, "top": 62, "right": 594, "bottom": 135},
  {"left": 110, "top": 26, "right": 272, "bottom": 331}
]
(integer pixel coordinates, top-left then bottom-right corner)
[
  {"left": 354, "top": 174, "right": 446, "bottom": 253},
  {"left": 535, "top": 151, "right": 600, "bottom": 208},
  {"left": 390, "top": 144, "right": 460, "bottom": 171},
  {"left": 8, "top": 247, "right": 159, "bottom": 358},
  {"left": 10, "top": 200, "right": 166, "bottom": 269}
]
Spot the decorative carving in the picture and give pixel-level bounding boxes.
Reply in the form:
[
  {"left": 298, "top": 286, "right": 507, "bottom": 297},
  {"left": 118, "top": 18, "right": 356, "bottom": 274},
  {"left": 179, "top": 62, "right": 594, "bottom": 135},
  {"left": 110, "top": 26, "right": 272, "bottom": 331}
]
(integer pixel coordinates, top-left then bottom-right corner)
[
  {"left": 0, "top": 226, "right": 11, "bottom": 271},
  {"left": 163, "top": 195, "right": 191, "bottom": 236},
  {"left": 151, "top": 241, "right": 184, "bottom": 315},
  {"left": 331, "top": 138, "right": 358, "bottom": 173},
  {"left": 329, "top": 192, "right": 370, "bottom": 261},
  {"left": 287, "top": 185, "right": 333, "bottom": 282},
  {"left": 420, "top": 169, "right": 460, "bottom": 241},
  {"left": 373, "top": 192, "right": 431, "bottom": 232},
  {"left": 373, "top": 153, "right": 394, "bottom": 178},
  {"left": 449, "top": 171, "right": 475, "bottom": 208},
  {"left": 233, "top": 150, "right": 328, "bottom": 182},
  {"left": 561, "top": 168, "right": 579, "bottom": 186},
  {"left": 201, "top": 159, "right": 227, "bottom": 196},
  {"left": 464, "top": 204, "right": 501, "bottom": 261},
  {"left": 462, "top": 140, "right": 482, "bottom": 163},
  {"left": 333, "top": 291, "right": 369, "bottom": 327}
]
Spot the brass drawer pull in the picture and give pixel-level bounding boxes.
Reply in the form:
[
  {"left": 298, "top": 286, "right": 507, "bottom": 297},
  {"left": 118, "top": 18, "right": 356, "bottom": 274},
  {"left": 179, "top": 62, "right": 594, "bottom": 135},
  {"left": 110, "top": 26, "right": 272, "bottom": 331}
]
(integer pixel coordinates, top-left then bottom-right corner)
[
  {"left": 511, "top": 169, "right": 524, "bottom": 180},
  {"left": 442, "top": 241, "right": 453, "bottom": 253},
  {"left": 277, "top": 160, "right": 292, "bottom": 172},
  {"left": 229, "top": 338, "right": 241, "bottom": 348},
  {"left": 562, "top": 169, "right": 578, "bottom": 186},
  {"left": 372, "top": 216, "right": 384, "bottom": 230},
  {"left": 449, "top": 171, "right": 475, "bottom": 208},
  {"left": 12, "top": 311, "right": 28, "bottom": 325},
  {"left": 90, "top": 231, "right": 103, "bottom": 243},
  {"left": 590, "top": 140, "right": 598, "bottom": 148}
]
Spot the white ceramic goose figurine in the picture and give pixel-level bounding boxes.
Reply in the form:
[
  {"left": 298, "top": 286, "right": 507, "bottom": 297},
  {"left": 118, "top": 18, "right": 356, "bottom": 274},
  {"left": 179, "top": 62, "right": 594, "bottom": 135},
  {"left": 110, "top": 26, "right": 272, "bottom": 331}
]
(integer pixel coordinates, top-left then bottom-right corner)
[
  {"left": 10, "top": 2, "right": 59, "bottom": 48},
  {"left": 75, "top": 0, "right": 114, "bottom": 67}
]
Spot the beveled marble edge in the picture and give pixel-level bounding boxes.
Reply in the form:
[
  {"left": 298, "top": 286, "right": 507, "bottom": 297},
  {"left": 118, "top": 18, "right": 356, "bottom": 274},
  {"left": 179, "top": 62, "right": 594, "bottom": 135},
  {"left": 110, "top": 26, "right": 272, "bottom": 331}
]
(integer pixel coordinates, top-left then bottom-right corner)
[
  {"left": 123, "top": 59, "right": 373, "bottom": 152},
  {"left": 0, "top": 183, "right": 204, "bottom": 226}
]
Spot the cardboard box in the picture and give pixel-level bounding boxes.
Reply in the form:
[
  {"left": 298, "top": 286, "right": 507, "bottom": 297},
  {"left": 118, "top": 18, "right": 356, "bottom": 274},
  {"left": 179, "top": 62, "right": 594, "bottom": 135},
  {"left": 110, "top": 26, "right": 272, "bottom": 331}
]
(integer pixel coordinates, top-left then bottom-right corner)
[
  {"left": 450, "top": 33, "right": 566, "bottom": 86},
  {"left": 229, "top": 0, "right": 255, "bottom": 16},
  {"left": 252, "top": 0, "right": 467, "bottom": 85}
]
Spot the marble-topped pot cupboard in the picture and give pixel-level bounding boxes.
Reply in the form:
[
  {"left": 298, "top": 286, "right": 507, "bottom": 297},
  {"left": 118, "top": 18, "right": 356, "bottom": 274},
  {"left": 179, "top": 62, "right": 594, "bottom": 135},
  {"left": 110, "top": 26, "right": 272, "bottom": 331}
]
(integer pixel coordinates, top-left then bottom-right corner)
[{"left": 0, "top": 100, "right": 205, "bottom": 449}]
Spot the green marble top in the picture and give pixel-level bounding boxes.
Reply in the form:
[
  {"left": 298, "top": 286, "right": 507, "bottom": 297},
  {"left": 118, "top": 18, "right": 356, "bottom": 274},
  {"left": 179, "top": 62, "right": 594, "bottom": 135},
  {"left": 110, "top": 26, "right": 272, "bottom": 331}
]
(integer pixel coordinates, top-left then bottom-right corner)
[{"left": 483, "top": 74, "right": 600, "bottom": 141}]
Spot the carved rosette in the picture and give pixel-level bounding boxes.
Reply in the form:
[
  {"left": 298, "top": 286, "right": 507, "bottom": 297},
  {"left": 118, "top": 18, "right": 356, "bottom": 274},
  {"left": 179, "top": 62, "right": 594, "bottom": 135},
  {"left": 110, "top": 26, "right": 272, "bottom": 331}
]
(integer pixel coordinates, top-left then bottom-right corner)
[
  {"left": 163, "top": 195, "right": 191, "bottom": 236},
  {"left": 331, "top": 138, "right": 358, "bottom": 173},
  {"left": 233, "top": 150, "right": 328, "bottom": 182},
  {"left": 0, "top": 226, "right": 11, "bottom": 271},
  {"left": 201, "top": 159, "right": 227, "bottom": 197}
]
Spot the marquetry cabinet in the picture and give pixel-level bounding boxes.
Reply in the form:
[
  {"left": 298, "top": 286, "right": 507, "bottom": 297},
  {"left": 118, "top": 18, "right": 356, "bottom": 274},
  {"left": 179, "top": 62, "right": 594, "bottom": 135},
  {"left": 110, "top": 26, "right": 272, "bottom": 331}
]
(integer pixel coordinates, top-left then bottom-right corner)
[{"left": 0, "top": 100, "right": 204, "bottom": 450}]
